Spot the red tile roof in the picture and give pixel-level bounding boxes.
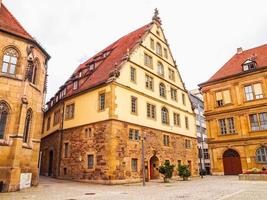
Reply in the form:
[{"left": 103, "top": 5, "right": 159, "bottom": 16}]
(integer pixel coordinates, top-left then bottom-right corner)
[
  {"left": 206, "top": 44, "right": 267, "bottom": 83},
  {"left": 0, "top": 4, "right": 33, "bottom": 40},
  {"left": 48, "top": 22, "right": 153, "bottom": 106}
]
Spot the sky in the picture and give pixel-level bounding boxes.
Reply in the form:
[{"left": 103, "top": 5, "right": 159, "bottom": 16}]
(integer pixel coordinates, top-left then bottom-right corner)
[{"left": 4, "top": 0, "right": 267, "bottom": 100}]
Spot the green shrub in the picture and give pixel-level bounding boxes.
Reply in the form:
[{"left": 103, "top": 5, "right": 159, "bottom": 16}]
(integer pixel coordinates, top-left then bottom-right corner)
[
  {"left": 178, "top": 164, "right": 191, "bottom": 180},
  {"left": 159, "top": 160, "right": 175, "bottom": 182}
]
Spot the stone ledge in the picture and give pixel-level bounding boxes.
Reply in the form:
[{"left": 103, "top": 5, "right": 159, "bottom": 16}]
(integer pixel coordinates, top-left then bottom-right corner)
[{"left": 239, "top": 174, "right": 267, "bottom": 181}]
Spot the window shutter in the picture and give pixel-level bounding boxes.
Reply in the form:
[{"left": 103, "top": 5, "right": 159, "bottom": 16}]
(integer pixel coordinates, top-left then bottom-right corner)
[
  {"left": 223, "top": 90, "right": 231, "bottom": 104},
  {"left": 215, "top": 92, "right": 223, "bottom": 100},
  {"left": 253, "top": 83, "right": 263, "bottom": 96}
]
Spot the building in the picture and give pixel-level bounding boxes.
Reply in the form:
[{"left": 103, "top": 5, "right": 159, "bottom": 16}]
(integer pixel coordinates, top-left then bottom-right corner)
[
  {"left": 199, "top": 44, "right": 267, "bottom": 175},
  {"left": 0, "top": 2, "right": 50, "bottom": 192},
  {"left": 189, "top": 90, "right": 210, "bottom": 174},
  {"left": 40, "top": 10, "right": 198, "bottom": 184}
]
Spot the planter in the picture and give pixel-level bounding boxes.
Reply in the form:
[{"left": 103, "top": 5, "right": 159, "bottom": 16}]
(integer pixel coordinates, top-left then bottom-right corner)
[{"left": 239, "top": 174, "right": 267, "bottom": 181}]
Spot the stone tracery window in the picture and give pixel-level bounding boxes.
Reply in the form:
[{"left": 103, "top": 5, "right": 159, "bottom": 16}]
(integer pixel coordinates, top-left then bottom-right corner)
[
  {"left": 23, "top": 109, "right": 32, "bottom": 143},
  {"left": 0, "top": 102, "right": 9, "bottom": 139},
  {"left": 1, "top": 48, "right": 19, "bottom": 75},
  {"left": 29, "top": 59, "right": 38, "bottom": 84}
]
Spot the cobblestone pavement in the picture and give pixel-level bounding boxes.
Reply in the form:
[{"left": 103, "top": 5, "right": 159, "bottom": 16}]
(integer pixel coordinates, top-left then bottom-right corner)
[{"left": 1, "top": 176, "right": 267, "bottom": 200}]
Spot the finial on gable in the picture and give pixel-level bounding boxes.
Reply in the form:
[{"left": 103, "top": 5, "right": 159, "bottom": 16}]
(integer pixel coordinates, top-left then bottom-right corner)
[{"left": 152, "top": 8, "right": 162, "bottom": 25}]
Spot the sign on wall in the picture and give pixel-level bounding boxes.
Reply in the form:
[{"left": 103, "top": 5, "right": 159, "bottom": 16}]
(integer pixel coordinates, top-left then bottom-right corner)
[{"left": 20, "top": 173, "right": 32, "bottom": 190}]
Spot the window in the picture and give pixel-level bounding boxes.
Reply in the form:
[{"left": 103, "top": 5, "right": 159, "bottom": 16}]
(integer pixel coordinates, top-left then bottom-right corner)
[
  {"left": 168, "top": 68, "right": 175, "bottom": 81},
  {"left": 171, "top": 88, "right": 177, "bottom": 101},
  {"left": 256, "top": 147, "right": 267, "bottom": 163},
  {"left": 215, "top": 90, "right": 231, "bottom": 107},
  {"left": 249, "top": 113, "right": 267, "bottom": 131},
  {"left": 53, "top": 110, "right": 60, "bottom": 126},
  {"left": 23, "top": 109, "right": 32, "bottom": 143},
  {"left": 161, "top": 107, "right": 169, "bottom": 124},
  {"left": 157, "top": 62, "right": 164, "bottom": 76},
  {"left": 0, "top": 102, "right": 9, "bottom": 139},
  {"left": 99, "top": 93, "right": 105, "bottom": 110},
  {"left": 29, "top": 59, "right": 38, "bottom": 84},
  {"left": 129, "top": 128, "right": 139, "bottom": 141},
  {"left": 185, "top": 139, "right": 191, "bottom": 148},
  {"left": 87, "top": 154, "right": 94, "bottom": 169},
  {"left": 182, "top": 93, "right": 186, "bottom": 105},
  {"left": 203, "top": 149, "right": 209, "bottom": 159},
  {"left": 164, "top": 48, "right": 168, "bottom": 59},
  {"left": 159, "top": 83, "right": 166, "bottom": 97},
  {"left": 1, "top": 48, "right": 18, "bottom": 75},
  {"left": 145, "top": 75, "right": 153, "bottom": 90},
  {"left": 150, "top": 38, "right": 155, "bottom": 50},
  {"left": 46, "top": 116, "right": 51, "bottom": 131},
  {"left": 173, "top": 113, "right": 180, "bottom": 126},
  {"left": 130, "top": 66, "right": 136, "bottom": 82},
  {"left": 64, "top": 143, "right": 69, "bottom": 158},
  {"left": 163, "top": 135, "right": 170, "bottom": 146},
  {"left": 147, "top": 103, "right": 156, "bottom": 119},
  {"left": 244, "top": 83, "right": 263, "bottom": 101},
  {"left": 243, "top": 61, "right": 256, "bottom": 71},
  {"left": 73, "top": 81, "right": 78, "bottom": 90},
  {"left": 131, "top": 96, "right": 137, "bottom": 114},
  {"left": 218, "top": 117, "right": 236, "bottom": 135},
  {"left": 65, "top": 104, "right": 75, "bottom": 120},
  {"left": 131, "top": 158, "right": 138, "bottom": 172},
  {"left": 185, "top": 116, "right": 189, "bottom": 129},
  {"left": 156, "top": 42, "right": 162, "bottom": 56},
  {"left": 144, "top": 53, "right": 153, "bottom": 68}
]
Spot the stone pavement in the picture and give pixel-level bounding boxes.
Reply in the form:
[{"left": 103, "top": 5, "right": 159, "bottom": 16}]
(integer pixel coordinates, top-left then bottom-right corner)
[{"left": 1, "top": 176, "right": 267, "bottom": 200}]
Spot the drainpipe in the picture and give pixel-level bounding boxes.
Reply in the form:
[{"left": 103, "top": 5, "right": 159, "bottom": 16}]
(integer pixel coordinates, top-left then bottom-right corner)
[{"left": 57, "top": 102, "right": 65, "bottom": 177}]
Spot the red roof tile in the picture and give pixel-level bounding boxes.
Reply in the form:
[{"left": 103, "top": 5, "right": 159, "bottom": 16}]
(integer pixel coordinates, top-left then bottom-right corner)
[
  {"left": 0, "top": 4, "right": 33, "bottom": 40},
  {"left": 207, "top": 44, "right": 267, "bottom": 82}
]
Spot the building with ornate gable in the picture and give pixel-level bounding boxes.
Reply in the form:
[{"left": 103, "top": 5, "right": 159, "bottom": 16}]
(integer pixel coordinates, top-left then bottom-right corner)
[
  {"left": 40, "top": 10, "right": 198, "bottom": 183},
  {"left": 0, "top": 2, "right": 50, "bottom": 192},
  {"left": 199, "top": 44, "right": 267, "bottom": 175}
]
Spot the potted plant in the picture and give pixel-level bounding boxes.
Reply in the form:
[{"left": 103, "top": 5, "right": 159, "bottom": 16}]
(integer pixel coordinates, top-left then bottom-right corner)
[
  {"left": 178, "top": 164, "right": 191, "bottom": 181},
  {"left": 159, "top": 160, "right": 175, "bottom": 183}
]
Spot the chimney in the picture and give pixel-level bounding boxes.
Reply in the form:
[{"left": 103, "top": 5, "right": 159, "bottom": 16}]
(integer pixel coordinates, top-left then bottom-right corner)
[{"left": 237, "top": 47, "right": 243, "bottom": 54}]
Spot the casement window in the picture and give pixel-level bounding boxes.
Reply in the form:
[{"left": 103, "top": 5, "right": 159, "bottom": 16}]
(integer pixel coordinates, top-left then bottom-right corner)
[
  {"left": 171, "top": 88, "right": 177, "bottom": 101},
  {"left": 1, "top": 48, "right": 18, "bottom": 75},
  {"left": 99, "top": 93, "right": 105, "bottom": 111},
  {"left": 157, "top": 62, "right": 164, "bottom": 76},
  {"left": 65, "top": 103, "right": 75, "bottom": 120},
  {"left": 244, "top": 83, "right": 263, "bottom": 101},
  {"left": 131, "top": 96, "right": 137, "bottom": 114},
  {"left": 185, "top": 116, "right": 189, "bottom": 129},
  {"left": 159, "top": 83, "right": 166, "bottom": 97},
  {"left": 249, "top": 112, "right": 267, "bottom": 131},
  {"left": 53, "top": 110, "right": 61, "bottom": 126},
  {"left": 145, "top": 75, "right": 154, "bottom": 90},
  {"left": 130, "top": 66, "right": 136, "bottom": 82},
  {"left": 0, "top": 102, "right": 9, "bottom": 139},
  {"left": 23, "top": 109, "right": 32, "bottom": 143},
  {"left": 156, "top": 42, "right": 162, "bottom": 56},
  {"left": 87, "top": 154, "right": 94, "bottom": 169},
  {"left": 147, "top": 103, "right": 156, "bottom": 119},
  {"left": 242, "top": 61, "right": 256, "bottom": 71},
  {"left": 164, "top": 48, "right": 168, "bottom": 59},
  {"left": 215, "top": 90, "right": 231, "bottom": 107},
  {"left": 73, "top": 80, "right": 78, "bottom": 90},
  {"left": 203, "top": 149, "right": 209, "bottom": 159},
  {"left": 256, "top": 147, "right": 267, "bottom": 163},
  {"left": 64, "top": 143, "right": 69, "bottom": 158},
  {"left": 218, "top": 117, "right": 236, "bottom": 135},
  {"left": 168, "top": 68, "right": 175, "bottom": 81},
  {"left": 150, "top": 38, "right": 155, "bottom": 50},
  {"left": 131, "top": 158, "right": 138, "bottom": 172},
  {"left": 182, "top": 93, "right": 186, "bottom": 105},
  {"left": 144, "top": 53, "right": 153, "bottom": 68},
  {"left": 161, "top": 107, "right": 169, "bottom": 124},
  {"left": 129, "top": 128, "right": 140, "bottom": 141},
  {"left": 173, "top": 113, "right": 180, "bottom": 126},
  {"left": 185, "top": 139, "right": 191, "bottom": 149},
  {"left": 163, "top": 135, "right": 170, "bottom": 146},
  {"left": 46, "top": 116, "right": 51, "bottom": 131}
]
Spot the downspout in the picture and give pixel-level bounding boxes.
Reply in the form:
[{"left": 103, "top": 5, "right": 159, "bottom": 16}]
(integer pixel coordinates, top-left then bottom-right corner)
[{"left": 57, "top": 101, "right": 65, "bottom": 177}]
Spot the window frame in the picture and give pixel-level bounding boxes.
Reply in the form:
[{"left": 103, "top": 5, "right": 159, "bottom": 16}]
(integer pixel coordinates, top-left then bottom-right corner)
[
  {"left": 131, "top": 96, "right": 138, "bottom": 115},
  {"left": 65, "top": 103, "right": 75, "bottom": 120},
  {"left": 1, "top": 47, "right": 19, "bottom": 76},
  {"left": 161, "top": 107, "right": 169, "bottom": 125},
  {"left": 130, "top": 66, "right": 137, "bottom": 83},
  {"left": 146, "top": 103, "right": 156, "bottom": 120},
  {"left": 131, "top": 158, "right": 138, "bottom": 172},
  {"left": 145, "top": 74, "right": 154, "bottom": 90},
  {"left": 99, "top": 92, "right": 106, "bottom": 111},
  {"left": 256, "top": 147, "right": 267, "bottom": 163}
]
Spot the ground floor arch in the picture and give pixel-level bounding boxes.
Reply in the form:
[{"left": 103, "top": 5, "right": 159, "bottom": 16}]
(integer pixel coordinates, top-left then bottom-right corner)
[
  {"left": 149, "top": 155, "right": 160, "bottom": 179},
  {"left": 223, "top": 149, "right": 242, "bottom": 175}
]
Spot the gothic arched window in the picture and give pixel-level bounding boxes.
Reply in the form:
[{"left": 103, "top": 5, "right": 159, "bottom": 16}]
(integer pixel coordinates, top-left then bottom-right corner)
[
  {"left": 30, "top": 59, "right": 39, "bottom": 84},
  {"left": 159, "top": 83, "right": 166, "bottom": 97},
  {"left": 256, "top": 147, "right": 267, "bottom": 163},
  {"left": 161, "top": 107, "right": 169, "bottom": 124},
  {"left": 23, "top": 109, "right": 32, "bottom": 143},
  {"left": 1, "top": 48, "right": 19, "bottom": 75},
  {"left": 0, "top": 102, "right": 9, "bottom": 139}
]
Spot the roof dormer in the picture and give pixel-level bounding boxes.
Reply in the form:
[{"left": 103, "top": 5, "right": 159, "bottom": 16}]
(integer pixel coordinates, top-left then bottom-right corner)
[{"left": 242, "top": 59, "right": 256, "bottom": 72}]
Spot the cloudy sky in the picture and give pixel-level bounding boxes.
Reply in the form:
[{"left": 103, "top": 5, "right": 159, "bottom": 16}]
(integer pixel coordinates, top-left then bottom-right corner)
[{"left": 4, "top": 0, "right": 267, "bottom": 100}]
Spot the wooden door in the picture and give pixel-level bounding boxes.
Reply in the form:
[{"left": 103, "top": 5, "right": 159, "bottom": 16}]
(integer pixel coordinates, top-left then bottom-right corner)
[{"left": 223, "top": 149, "right": 242, "bottom": 175}]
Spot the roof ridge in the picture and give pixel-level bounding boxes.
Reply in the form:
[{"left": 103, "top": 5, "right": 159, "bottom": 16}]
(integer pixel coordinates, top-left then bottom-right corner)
[{"left": 240, "top": 43, "right": 267, "bottom": 54}]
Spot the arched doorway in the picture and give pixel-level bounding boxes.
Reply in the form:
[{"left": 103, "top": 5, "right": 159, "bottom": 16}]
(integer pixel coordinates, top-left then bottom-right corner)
[
  {"left": 48, "top": 150, "right": 54, "bottom": 176},
  {"left": 150, "top": 155, "right": 159, "bottom": 179},
  {"left": 223, "top": 149, "right": 242, "bottom": 175}
]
